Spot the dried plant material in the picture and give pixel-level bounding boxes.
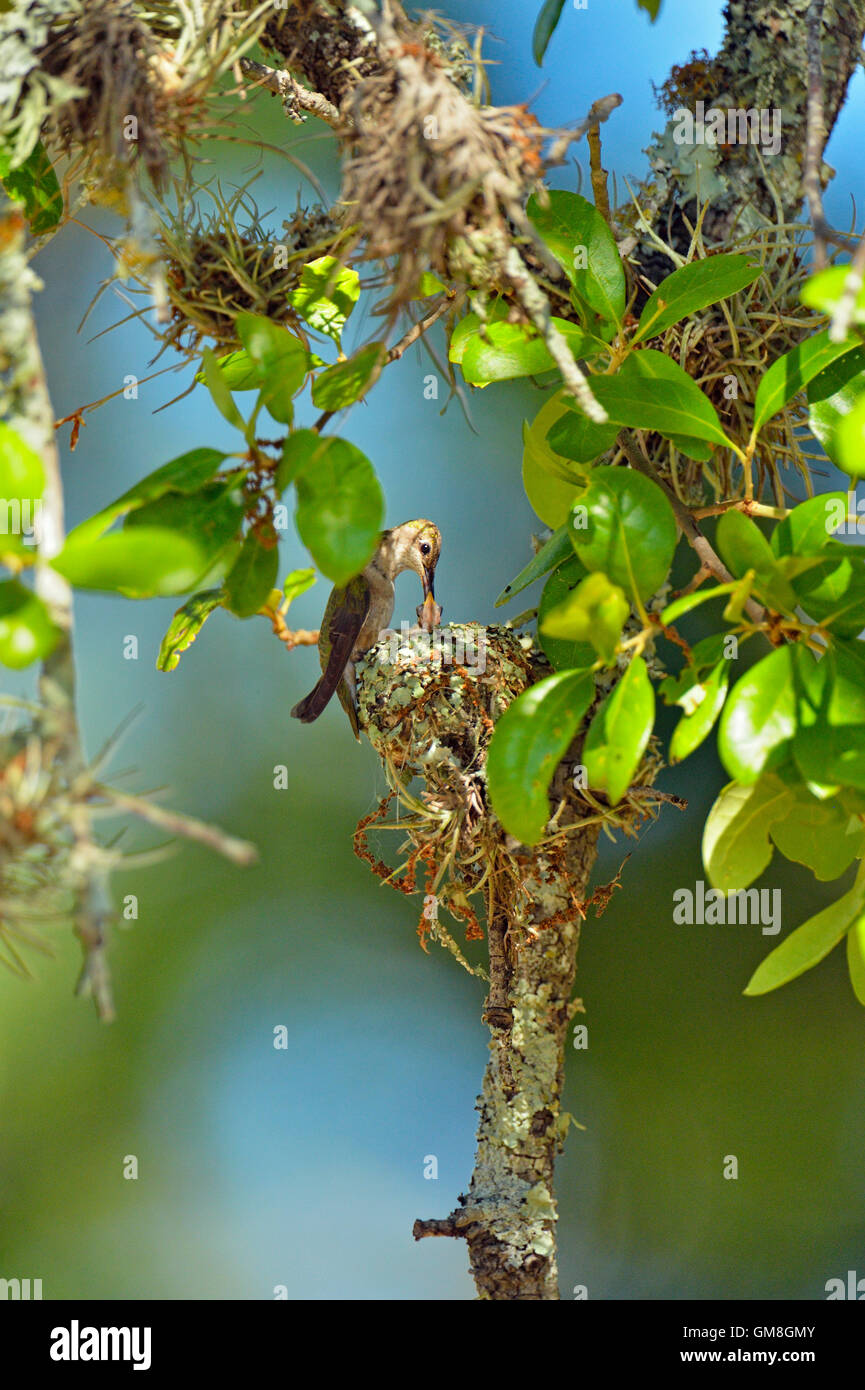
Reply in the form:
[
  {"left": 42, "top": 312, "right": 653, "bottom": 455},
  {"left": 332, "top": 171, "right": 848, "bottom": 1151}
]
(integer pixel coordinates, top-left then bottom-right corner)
[{"left": 155, "top": 184, "right": 346, "bottom": 357}]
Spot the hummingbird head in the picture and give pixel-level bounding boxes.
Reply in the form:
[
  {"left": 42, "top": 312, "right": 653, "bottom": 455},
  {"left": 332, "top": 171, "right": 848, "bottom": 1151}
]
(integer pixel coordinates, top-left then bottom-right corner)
[{"left": 389, "top": 519, "right": 442, "bottom": 598}]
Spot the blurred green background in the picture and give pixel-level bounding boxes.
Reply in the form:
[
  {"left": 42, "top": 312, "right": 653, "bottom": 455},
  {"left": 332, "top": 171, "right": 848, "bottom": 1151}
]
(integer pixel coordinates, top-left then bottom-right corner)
[{"left": 2, "top": 0, "right": 864, "bottom": 1300}]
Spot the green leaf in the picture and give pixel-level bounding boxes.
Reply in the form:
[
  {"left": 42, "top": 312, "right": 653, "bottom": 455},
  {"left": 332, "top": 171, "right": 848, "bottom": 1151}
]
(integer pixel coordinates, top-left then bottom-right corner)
[
  {"left": 745, "top": 868, "right": 865, "bottom": 996},
  {"left": 236, "top": 313, "right": 309, "bottom": 425},
  {"left": 715, "top": 509, "right": 796, "bottom": 611},
  {"left": 486, "top": 669, "right": 595, "bottom": 844},
  {"left": 524, "top": 391, "right": 593, "bottom": 485},
  {"left": 195, "top": 349, "right": 261, "bottom": 392},
  {"left": 0, "top": 140, "right": 62, "bottom": 235},
  {"left": 806, "top": 348, "right": 865, "bottom": 465},
  {"left": 637, "top": 0, "right": 662, "bottom": 17},
  {"left": 633, "top": 254, "right": 760, "bottom": 344},
  {"left": 583, "top": 656, "right": 654, "bottom": 804},
  {"left": 156, "top": 590, "right": 224, "bottom": 672},
  {"left": 281, "top": 431, "right": 384, "bottom": 585},
  {"left": 718, "top": 646, "right": 797, "bottom": 784},
  {"left": 847, "top": 915, "right": 865, "bottom": 1006},
  {"left": 522, "top": 421, "right": 581, "bottom": 527},
  {"left": 451, "top": 311, "right": 593, "bottom": 385},
  {"left": 0, "top": 421, "right": 45, "bottom": 502},
  {"left": 201, "top": 347, "right": 247, "bottom": 433},
  {"left": 660, "top": 581, "right": 738, "bottom": 625},
  {"left": 752, "top": 330, "right": 860, "bottom": 437},
  {"left": 799, "top": 549, "right": 865, "bottom": 636},
  {"left": 546, "top": 408, "right": 619, "bottom": 464},
  {"left": 541, "top": 569, "right": 628, "bottom": 664},
  {"left": 311, "top": 342, "right": 387, "bottom": 411},
  {"left": 570, "top": 465, "right": 678, "bottom": 603},
  {"left": 0, "top": 422, "right": 44, "bottom": 554},
  {"left": 282, "top": 568, "right": 316, "bottom": 605},
  {"left": 833, "top": 392, "right": 865, "bottom": 476},
  {"left": 495, "top": 524, "right": 572, "bottom": 606},
  {"left": 771, "top": 491, "right": 846, "bottom": 558},
  {"left": 571, "top": 373, "right": 730, "bottom": 445},
  {"left": 769, "top": 783, "right": 865, "bottom": 880},
  {"left": 532, "top": 0, "right": 566, "bottom": 65},
  {"left": 800, "top": 264, "right": 865, "bottom": 324},
  {"left": 669, "top": 659, "right": 730, "bottom": 762},
  {"left": 223, "top": 532, "right": 279, "bottom": 618},
  {"left": 537, "top": 555, "right": 594, "bottom": 670},
  {"left": 123, "top": 479, "right": 245, "bottom": 587},
  {"left": 67, "top": 448, "right": 229, "bottom": 546},
  {"left": 412, "top": 272, "right": 447, "bottom": 298},
  {"left": 619, "top": 349, "right": 723, "bottom": 460},
  {"left": 51, "top": 529, "right": 214, "bottom": 598},
  {"left": 0, "top": 580, "right": 60, "bottom": 668},
  {"left": 793, "top": 641, "right": 865, "bottom": 792},
  {"left": 289, "top": 257, "right": 360, "bottom": 343},
  {"left": 527, "top": 190, "right": 626, "bottom": 325},
  {"left": 702, "top": 775, "right": 792, "bottom": 891}
]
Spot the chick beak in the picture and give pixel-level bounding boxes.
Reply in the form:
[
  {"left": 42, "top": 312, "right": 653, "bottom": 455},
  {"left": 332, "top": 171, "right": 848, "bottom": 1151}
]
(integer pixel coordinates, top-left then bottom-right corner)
[{"left": 417, "top": 569, "right": 442, "bottom": 632}]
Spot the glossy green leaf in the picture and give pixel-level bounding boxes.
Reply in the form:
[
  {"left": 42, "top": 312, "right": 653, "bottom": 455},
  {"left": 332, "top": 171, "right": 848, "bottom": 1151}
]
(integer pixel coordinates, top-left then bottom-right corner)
[
  {"left": 51, "top": 529, "right": 213, "bottom": 598},
  {"left": 67, "top": 448, "right": 230, "bottom": 546},
  {"left": 669, "top": 659, "right": 730, "bottom": 762},
  {"left": 282, "top": 568, "right": 316, "bottom": 605},
  {"left": 195, "top": 349, "right": 260, "bottom": 392},
  {"left": 571, "top": 372, "right": 730, "bottom": 445},
  {"left": 223, "top": 532, "right": 279, "bottom": 618},
  {"left": 201, "top": 347, "right": 247, "bottom": 433},
  {"left": 289, "top": 257, "right": 360, "bottom": 342},
  {"left": 718, "top": 646, "right": 796, "bottom": 784},
  {"left": 282, "top": 431, "right": 384, "bottom": 585},
  {"left": 702, "top": 775, "right": 792, "bottom": 891},
  {"left": 537, "top": 555, "right": 594, "bottom": 670},
  {"left": 522, "top": 420, "right": 581, "bottom": 526},
  {"left": 570, "top": 465, "right": 678, "bottom": 603},
  {"left": 583, "top": 656, "right": 654, "bottom": 804},
  {"left": 311, "top": 343, "right": 387, "bottom": 410},
  {"left": 532, "top": 0, "right": 566, "bottom": 64},
  {"left": 807, "top": 349, "right": 865, "bottom": 465},
  {"left": 745, "top": 868, "right": 865, "bottom": 995},
  {"left": 799, "top": 550, "right": 865, "bottom": 636},
  {"left": 800, "top": 264, "right": 865, "bottom": 324},
  {"left": 156, "top": 589, "right": 224, "bottom": 672},
  {"left": 236, "top": 313, "right": 309, "bottom": 424},
  {"left": 847, "top": 915, "right": 865, "bottom": 1007},
  {"left": 524, "top": 392, "right": 593, "bottom": 486},
  {"left": 634, "top": 254, "right": 760, "bottom": 344},
  {"left": 660, "top": 581, "right": 738, "bottom": 625},
  {"left": 546, "top": 407, "right": 619, "bottom": 464},
  {"left": 833, "top": 393, "right": 865, "bottom": 476},
  {"left": 752, "top": 330, "right": 860, "bottom": 436},
  {"left": 527, "top": 190, "right": 626, "bottom": 324},
  {"left": 0, "top": 140, "right": 62, "bottom": 235},
  {"left": 486, "top": 669, "right": 595, "bottom": 844},
  {"left": 541, "top": 569, "right": 627, "bottom": 664},
  {"left": 771, "top": 491, "right": 846, "bottom": 558},
  {"left": 0, "top": 580, "right": 60, "bottom": 668},
  {"left": 715, "top": 509, "right": 796, "bottom": 611},
  {"left": 793, "top": 641, "right": 865, "bottom": 792},
  {"left": 495, "top": 524, "right": 572, "bottom": 606},
  {"left": 769, "top": 784, "right": 865, "bottom": 880},
  {"left": 452, "top": 312, "right": 592, "bottom": 385},
  {"left": 123, "top": 479, "right": 245, "bottom": 587}
]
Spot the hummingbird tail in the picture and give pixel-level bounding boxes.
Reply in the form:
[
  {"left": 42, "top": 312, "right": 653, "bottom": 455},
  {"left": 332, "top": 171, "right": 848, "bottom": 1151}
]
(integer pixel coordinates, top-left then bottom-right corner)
[{"left": 290, "top": 677, "right": 332, "bottom": 723}]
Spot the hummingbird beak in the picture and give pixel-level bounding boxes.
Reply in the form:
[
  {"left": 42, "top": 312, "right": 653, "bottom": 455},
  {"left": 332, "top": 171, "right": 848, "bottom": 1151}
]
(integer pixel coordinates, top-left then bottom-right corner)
[{"left": 422, "top": 568, "right": 435, "bottom": 599}]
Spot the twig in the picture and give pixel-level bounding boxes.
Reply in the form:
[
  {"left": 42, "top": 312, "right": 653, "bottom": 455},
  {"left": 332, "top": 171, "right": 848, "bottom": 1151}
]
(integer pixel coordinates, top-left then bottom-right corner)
[
  {"left": 89, "top": 787, "right": 258, "bottom": 867},
  {"left": 616, "top": 431, "right": 766, "bottom": 625},
  {"left": 239, "top": 57, "right": 343, "bottom": 128}
]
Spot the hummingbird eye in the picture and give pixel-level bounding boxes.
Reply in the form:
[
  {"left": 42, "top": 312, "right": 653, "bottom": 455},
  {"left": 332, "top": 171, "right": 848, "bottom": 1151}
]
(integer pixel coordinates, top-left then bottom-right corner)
[{"left": 420, "top": 542, "right": 431, "bottom": 556}]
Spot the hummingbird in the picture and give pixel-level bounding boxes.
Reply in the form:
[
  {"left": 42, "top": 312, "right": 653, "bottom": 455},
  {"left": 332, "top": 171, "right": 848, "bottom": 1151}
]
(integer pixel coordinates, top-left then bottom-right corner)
[{"left": 291, "top": 519, "right": 442, "bottom": 739}]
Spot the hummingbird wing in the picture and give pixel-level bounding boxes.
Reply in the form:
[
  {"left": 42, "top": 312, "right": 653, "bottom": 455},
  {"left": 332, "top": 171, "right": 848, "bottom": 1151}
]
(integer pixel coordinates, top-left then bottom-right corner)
[{"left": 290, "top": 577, "right": 370, "bottom": 726}]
